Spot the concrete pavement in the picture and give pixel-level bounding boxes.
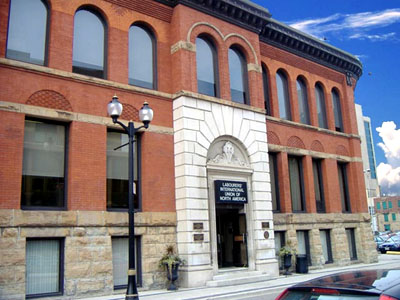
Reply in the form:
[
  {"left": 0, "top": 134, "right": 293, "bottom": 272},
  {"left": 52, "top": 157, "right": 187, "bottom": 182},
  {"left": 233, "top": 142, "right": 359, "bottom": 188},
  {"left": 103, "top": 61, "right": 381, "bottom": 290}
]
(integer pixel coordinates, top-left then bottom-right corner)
[{"left": 81, "top": 254, "right": 400, "bottom": 300}]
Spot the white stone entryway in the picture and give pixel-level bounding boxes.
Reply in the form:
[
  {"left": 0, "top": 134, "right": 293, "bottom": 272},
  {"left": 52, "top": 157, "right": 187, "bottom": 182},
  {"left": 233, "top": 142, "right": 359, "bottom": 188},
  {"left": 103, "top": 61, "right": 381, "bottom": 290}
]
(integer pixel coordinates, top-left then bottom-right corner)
[{"left": 173, "top": 95, "right": 278, "bottom": 288}]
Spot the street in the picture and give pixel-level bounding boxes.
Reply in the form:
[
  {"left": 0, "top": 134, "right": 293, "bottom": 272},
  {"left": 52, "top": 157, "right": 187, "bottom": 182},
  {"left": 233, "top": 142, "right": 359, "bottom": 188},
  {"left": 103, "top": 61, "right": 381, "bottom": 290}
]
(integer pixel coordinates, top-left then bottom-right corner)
[
  {"left": 83, "top": 254, "right": 400, "bottom": 300},
  {"left": 215, "top": 254, "right": 400, "bottom": 300}
]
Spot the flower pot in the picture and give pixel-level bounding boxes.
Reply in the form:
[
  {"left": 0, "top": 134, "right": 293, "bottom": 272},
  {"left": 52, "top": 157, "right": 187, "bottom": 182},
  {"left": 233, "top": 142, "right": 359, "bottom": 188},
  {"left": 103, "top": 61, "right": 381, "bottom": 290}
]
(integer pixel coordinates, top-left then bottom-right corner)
[
  {"left": 283, "top": 254, "right": 292, "bottom": 275},
  {"left": 166, "top": 263, "right": 180, "bottom": 290}
]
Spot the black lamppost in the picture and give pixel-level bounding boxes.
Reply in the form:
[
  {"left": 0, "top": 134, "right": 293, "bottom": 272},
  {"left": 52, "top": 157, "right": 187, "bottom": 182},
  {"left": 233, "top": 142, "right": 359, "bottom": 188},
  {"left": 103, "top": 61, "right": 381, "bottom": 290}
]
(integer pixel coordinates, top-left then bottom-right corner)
[{"left": 107, "top": 95, "right": 153, "bottom": 300}]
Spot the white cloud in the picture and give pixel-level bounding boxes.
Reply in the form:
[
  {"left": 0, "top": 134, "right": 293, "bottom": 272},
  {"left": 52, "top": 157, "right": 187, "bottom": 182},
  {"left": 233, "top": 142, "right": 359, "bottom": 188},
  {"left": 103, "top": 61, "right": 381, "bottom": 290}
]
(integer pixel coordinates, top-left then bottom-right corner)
[
  {"left": 349, "top": 32, "right": 396, "bottom": 41},
  {"left": 354, "top": 54, "right": 368, "bottom": 61},
  {"left": 288, "top": 8, "right": 400, "bottom": 41},
  {"left": 290, "top": 14, "right": 341, "bottom": 34},
  {"left": 344, "top": 10, "right": 400, "bottom": 29},
  {"left": 376, "top": 121, "right": 400, "bottom": 195},
  {"left": 377, "top": 163, "right": 400, "bottom": 196}
]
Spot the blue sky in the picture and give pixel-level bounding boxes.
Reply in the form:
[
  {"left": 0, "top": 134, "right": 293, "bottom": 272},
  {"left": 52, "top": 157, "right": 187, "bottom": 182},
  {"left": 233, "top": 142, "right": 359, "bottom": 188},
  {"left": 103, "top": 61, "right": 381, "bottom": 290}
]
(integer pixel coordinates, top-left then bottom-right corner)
[{"left": 252, "top": 0, "right": 400, "bottom": 195}]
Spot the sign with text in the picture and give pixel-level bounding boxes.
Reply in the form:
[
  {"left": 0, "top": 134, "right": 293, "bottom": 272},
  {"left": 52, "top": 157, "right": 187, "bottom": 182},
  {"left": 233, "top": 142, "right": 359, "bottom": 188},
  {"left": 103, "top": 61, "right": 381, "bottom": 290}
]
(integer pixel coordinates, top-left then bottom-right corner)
[{"left": 214, "top": 180, "right": 248, "bottom": 204}]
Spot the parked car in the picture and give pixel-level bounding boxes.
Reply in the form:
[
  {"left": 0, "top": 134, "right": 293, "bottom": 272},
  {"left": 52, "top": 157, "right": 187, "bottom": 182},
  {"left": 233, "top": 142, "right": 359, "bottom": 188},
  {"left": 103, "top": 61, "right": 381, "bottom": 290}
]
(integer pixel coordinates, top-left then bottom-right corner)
[
  {"left": 378, "top": 231, "right": 392, "bottom": 241},
  {"left": 378, "top": 235, "right": 400, "bottom": 254},
  {"left": 275, "top": 269, "right": 400, "bottom": 300},
  {"left": 375, "top": 236, "right": 387, "bottom": 250}
]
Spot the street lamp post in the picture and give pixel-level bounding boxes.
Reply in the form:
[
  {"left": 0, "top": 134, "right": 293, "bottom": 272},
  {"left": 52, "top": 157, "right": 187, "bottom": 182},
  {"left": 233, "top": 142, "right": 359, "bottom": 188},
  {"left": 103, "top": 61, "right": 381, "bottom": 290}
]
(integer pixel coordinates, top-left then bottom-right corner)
[{"left": 107, "top": 95, "right": 153, "bottom": 300}]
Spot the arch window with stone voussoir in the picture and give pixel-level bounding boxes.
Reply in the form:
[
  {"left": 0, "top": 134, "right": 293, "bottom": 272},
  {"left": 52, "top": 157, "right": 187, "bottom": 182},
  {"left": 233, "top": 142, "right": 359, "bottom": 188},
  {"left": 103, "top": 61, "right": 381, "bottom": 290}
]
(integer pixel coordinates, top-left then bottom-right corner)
[
  {"left": 331, "top": 88, "right": 344, "bottom": 132},
  {"left": 72, "top": 7, "right": 107, "bottom": 78},
  {"left": 228, "top": 46, "right": 249, "bottom": 104},
  {"left": 262, "top": 64, "right": 272, "bottom": 115},
  {"left": 129, "top": 24, "right": 157, "bottom": 89},
  {"left": 315, "top": 83, "right": 328, "bottom": 129},
  {"left": 196, "top": 35, "right": 219, "bottom": 97},
  {"left": 296, "top": 76, "right": 310, "bottom": 125},
  {"left": 6, "top": 0, "right": 49, "bottom": 65},
  {"left": 276, "top": 70, "right": 291, "bottom": 121}
]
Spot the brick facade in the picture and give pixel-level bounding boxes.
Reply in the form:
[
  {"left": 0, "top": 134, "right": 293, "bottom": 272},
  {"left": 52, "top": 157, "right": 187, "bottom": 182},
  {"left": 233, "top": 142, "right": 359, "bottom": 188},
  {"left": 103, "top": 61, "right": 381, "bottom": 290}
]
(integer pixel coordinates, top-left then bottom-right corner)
[{"left": 0, "top": 0, "right": 376, "bottom": 299}]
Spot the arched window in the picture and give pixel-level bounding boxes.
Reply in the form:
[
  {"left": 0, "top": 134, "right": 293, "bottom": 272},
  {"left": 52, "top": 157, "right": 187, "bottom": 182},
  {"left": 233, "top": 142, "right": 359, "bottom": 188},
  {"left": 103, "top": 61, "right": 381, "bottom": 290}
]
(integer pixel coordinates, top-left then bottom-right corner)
[
  {"left": 262, "top": 65, "right": 271, "bottom": 115},
  {"left": 6, "top": 0, "right": 49, "bottom": 65},
  {"left": 129, "top": 25, "right": 156, "bottom": 89},
  {"left": 196, "top": 36, "right": 218, "bottom": 97},
  {"left": 296, "top": 77, "right": 310, "bottom": 125},
  {"left": 315, "top": 83, "right": 327, "bottom": 129},
  {"left": 228, "top": 47, "right": 248, "bottom": 104},
  {"left": 331, "top": 89, "right": 343, "bottom": 132},
  {"left": 276, "top": 70, "right": 291, "bottom": 120},
  {"left": 72, "top": 8, "right": 106, "bottom": 78}
]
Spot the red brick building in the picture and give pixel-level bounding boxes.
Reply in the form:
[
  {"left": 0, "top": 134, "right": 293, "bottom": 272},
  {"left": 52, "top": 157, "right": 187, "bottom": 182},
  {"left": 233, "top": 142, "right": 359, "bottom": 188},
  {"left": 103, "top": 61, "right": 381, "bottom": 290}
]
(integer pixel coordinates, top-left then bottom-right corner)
[{"left": 0, "top": 0, "right": 376, "bottom": 299}]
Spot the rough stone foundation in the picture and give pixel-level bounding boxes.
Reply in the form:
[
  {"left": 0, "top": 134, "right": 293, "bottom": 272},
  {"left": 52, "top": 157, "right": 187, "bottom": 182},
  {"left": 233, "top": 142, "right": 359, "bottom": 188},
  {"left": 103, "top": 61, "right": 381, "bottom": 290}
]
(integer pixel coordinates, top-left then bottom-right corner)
[{"left": 0, "top": 209, "right": 177, "bottom": 300}]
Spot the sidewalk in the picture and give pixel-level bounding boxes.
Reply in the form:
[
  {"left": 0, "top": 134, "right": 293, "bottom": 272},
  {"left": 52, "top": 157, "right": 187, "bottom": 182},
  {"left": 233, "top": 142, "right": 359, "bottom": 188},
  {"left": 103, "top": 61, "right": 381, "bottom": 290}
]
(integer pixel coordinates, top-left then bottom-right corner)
[{"left": 82, "top": 254, "right": 400, "bottom": 300}]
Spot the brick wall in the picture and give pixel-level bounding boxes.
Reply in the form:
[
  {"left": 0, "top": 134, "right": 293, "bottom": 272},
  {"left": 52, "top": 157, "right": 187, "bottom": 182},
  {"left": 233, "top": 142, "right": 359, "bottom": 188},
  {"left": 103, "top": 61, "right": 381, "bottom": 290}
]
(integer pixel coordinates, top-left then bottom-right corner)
[{"left": 0, "top": 111, "right": 24, "bottom": 209}]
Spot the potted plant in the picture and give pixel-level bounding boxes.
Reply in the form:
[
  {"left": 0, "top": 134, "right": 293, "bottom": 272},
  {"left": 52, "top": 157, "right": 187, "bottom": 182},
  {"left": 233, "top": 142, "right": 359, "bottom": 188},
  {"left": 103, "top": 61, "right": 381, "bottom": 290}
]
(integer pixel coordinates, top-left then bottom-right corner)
[
  {"left": 159, "top": 245, "right": 185, "bottom": 290},
  {"left": 279, "top": 242, "right": 296, "bottom": 275}
]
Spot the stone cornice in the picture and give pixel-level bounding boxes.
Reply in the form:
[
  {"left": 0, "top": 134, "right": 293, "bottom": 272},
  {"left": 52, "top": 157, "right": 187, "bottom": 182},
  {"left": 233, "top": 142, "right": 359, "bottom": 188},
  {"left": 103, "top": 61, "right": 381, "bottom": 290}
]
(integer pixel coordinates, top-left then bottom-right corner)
[
  {"left": 260, "top": 20, "right": 363, "bottom": 82},
  {"left": 157, "top": 0, "right": 271, "bottom": 33},
  {"left": 155, "top": 0, "right": 362, "bottom": 82}
]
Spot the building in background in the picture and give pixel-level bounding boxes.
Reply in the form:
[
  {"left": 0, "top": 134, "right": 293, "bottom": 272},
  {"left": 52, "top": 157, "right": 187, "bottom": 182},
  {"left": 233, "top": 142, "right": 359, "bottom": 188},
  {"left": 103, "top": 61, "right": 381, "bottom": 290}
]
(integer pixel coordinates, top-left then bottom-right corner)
[
  {"left": 374, "top": 197, "right": 400, "bottom": 232},
  {"left": 0, "top": 0, "right": 377, "bottom": 299},
  {"left": 355, "top": 104, "right": 380, "bottom": 232}
]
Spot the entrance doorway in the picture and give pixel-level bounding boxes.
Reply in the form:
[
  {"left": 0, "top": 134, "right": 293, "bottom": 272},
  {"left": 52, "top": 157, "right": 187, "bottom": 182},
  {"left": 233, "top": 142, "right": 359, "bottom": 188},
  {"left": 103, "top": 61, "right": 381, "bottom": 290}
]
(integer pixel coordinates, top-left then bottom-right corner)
[{"left": 216, "top": 205, "right": 248, "bottom": 268}]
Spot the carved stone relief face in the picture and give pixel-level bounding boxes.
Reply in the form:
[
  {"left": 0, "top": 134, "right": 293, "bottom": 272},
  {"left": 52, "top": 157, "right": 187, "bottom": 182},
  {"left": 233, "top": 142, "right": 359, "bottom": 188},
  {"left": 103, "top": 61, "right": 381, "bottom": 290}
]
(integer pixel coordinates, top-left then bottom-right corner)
[
  {"left": 207, "top": 140, "right": 249, "bottom": 167},
  {"left": 223, "top": 141, "right": 234, "bottom": 162}
]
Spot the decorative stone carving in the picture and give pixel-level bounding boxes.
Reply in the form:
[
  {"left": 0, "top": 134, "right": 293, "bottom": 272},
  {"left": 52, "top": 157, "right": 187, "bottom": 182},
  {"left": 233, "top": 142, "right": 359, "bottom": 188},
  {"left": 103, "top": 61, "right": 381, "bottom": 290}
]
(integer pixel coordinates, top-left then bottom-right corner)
[{"left": 208, "top": 141, "right": 249, "bottom": 167}]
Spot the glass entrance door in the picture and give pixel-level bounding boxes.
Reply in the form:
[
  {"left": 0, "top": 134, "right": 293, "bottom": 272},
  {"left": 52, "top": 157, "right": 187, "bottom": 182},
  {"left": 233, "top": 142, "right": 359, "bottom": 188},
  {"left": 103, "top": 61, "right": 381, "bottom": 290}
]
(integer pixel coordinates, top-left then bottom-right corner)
[{"left": 216, "top": 206, "right": 247, "bottom": 268}]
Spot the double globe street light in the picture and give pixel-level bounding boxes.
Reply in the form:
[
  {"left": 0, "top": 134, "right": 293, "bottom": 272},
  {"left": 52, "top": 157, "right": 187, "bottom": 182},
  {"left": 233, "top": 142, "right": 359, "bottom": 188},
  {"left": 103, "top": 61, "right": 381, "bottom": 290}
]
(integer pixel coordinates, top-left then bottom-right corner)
[{"left": 107, "top": 95, "right": 153, "bottom": 300}]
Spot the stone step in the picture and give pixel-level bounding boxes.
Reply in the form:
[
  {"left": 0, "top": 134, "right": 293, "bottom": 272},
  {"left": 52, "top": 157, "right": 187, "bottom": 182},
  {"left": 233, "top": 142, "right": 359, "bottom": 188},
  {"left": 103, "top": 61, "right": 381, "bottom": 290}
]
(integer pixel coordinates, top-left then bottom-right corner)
[{"left": 206, "top": 269, "right": 271, "bottom": 287}]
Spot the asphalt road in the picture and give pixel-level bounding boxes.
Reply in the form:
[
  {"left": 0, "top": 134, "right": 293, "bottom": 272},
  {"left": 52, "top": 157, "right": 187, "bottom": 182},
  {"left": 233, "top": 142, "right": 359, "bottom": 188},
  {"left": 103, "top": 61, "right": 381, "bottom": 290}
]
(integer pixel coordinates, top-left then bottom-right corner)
[
  {"left": 222, "top": 254, "right": 400, "bottom": 300},
  {"left": 81, "top": 253, "right": 400, "bottom": 300}
]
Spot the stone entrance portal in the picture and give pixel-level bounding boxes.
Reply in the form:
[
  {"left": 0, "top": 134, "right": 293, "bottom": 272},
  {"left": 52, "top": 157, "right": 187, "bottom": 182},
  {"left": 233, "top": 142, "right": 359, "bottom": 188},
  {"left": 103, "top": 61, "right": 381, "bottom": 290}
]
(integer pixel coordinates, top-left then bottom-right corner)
[{"left": 173, "top": 95, "right": 279, "bottom": 288}]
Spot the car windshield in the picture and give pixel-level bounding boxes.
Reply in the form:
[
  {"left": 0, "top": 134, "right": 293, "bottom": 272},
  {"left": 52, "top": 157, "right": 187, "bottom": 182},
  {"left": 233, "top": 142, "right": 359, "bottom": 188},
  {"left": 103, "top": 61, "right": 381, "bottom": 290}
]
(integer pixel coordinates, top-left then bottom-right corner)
[
  {"left": 281, "top": 291, "right": 379, "bottom": 300},
  {"left": 387, "top": 236, "right": 400, "bottom": 243}
]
